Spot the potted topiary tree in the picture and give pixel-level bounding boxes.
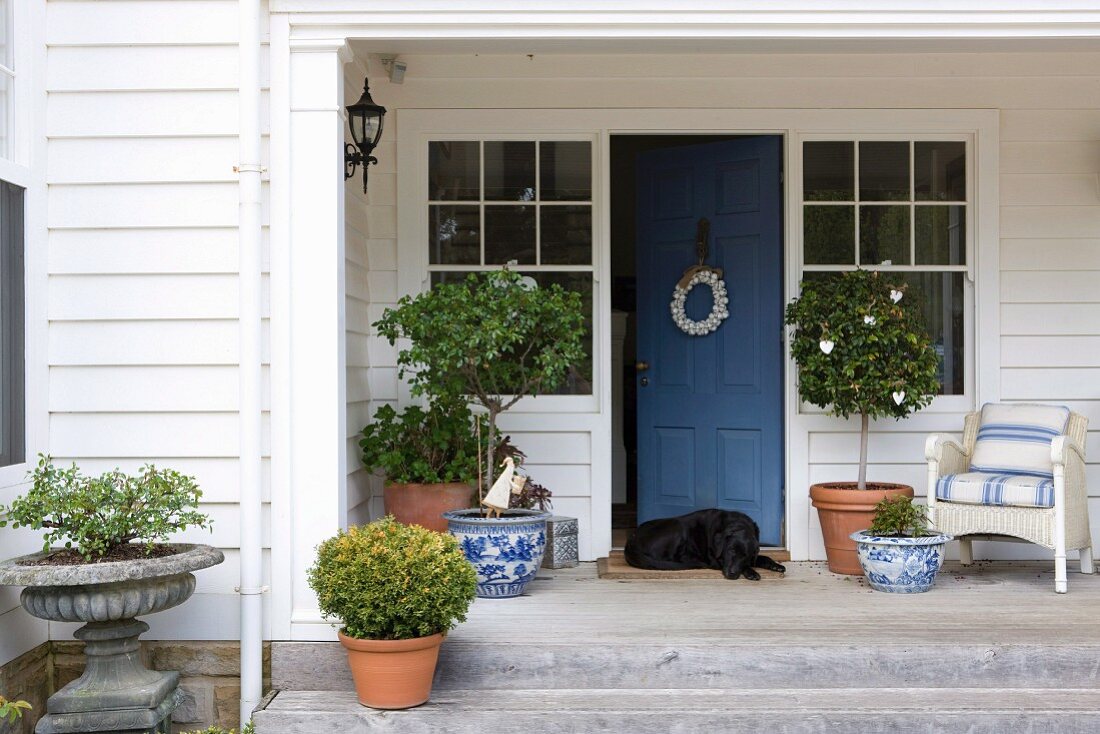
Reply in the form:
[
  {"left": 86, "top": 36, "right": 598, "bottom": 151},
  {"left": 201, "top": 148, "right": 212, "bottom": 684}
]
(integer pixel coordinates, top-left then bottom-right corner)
[
  {"left": 785, "top": 269, "right": 940, "bottom": 575},
  {"left": 851, "top": 496, "right": 952, "bottom": 593},
  {"left": 374, "top": 268, "right": 586, "bottom": 597},
  {"left": 0, "top": 456, "right": 222, "bottom": 733},
  {"left": 307, "top": 517, "right": 476, "bottom": 709},
  {"left": 359, "top": 397, "right": 481, "bottom": 532}
]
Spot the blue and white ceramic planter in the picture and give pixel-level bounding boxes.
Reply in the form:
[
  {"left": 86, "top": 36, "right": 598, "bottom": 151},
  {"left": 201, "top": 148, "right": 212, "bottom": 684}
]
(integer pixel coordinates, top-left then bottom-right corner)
[
  {"left": 850, "top": 530, "right": 953, "bottom": 593},
  {"left": 443, "top": 509, "right": 551, "bottom": 598}
]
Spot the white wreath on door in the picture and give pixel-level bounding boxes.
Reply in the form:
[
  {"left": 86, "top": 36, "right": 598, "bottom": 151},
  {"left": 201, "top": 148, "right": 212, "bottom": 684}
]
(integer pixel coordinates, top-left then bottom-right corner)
[{"left": 670, "top": 269, "right": 729, "bottom": 336}]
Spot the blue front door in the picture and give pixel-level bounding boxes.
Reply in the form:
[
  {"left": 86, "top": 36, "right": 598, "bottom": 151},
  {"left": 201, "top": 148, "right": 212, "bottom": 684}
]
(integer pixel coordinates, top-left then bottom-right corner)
[{"left": 635, "top": 137, "right": 784, "bottom": 545}]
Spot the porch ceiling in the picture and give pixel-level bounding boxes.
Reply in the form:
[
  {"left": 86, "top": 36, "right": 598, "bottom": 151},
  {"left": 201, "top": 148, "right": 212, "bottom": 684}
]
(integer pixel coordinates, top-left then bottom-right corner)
[{"left": 348, "top": 37, "right": 1100, "bottom": 57}]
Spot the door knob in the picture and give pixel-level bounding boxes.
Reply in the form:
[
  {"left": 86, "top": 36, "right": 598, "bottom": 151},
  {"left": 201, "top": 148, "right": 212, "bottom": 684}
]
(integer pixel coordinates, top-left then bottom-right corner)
[{"left": 635, "top": 361, "right": 650, "bottom": 372}]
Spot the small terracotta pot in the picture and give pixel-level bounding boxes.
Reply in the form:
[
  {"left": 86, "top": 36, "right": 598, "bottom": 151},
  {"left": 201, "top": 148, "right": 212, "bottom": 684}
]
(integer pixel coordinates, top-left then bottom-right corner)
[
  {"left": 383, "top": 482, "right": 474, "bottom": 533},
  {"left": 338, "top": 630, "right": 444, "bottom": 709},
  {"left": 810, "top": 482, "right": 914, "bottom": 575}
]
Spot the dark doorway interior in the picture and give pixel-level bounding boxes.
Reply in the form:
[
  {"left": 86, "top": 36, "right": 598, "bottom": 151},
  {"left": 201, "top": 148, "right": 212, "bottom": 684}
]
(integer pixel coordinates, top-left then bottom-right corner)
[{"left": 609, "top": 134, "right": 760, "bottom": 545}]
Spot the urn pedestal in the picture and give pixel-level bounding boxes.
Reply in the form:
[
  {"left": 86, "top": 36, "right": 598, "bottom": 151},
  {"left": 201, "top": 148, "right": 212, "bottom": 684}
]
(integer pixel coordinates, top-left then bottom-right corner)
[{"left": 0, "top": 545, "right": 224, "bottom": 734}]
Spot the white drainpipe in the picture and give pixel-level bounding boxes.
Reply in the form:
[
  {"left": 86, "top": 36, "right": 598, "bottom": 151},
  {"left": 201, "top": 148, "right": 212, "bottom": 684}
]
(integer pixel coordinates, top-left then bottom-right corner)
[{"left": 237, "top": 0, "right": 264, "bottom": 725}]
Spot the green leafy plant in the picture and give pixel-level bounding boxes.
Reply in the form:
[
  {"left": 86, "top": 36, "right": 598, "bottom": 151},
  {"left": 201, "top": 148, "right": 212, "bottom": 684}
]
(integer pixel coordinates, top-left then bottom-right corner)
[
  {"left": 0, "top": 695, "right": 31, "bottom": 725},
  {"left": 308, "top": 517, "right": 476, "bottom": 640},
  {"left": 0, "top": 455, "right": 213, "bottom": 561},
  {"left": 869, "top": 496, "right": 932, "bottom": 538},
  {"left": 182, "top": 724, "right": 254, "bottom": 734},
  {"left": 360, "top": 399, "right": 481, "bottom": 486},
  {"left": 374, "top": 269, "right": 586, "bottom": 493},
  {"left": 784, "top": 269, "right": 940, "bottom": 489}
]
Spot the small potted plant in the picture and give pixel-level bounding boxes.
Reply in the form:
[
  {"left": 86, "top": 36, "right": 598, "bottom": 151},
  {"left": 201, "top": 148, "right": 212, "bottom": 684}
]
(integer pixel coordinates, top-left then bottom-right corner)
[
  {"left": 360, "top": 397, "right": 480, "bottom": 532},
  {"left": 851, "top": 496, "right": 952, "bottom": 593},
  {"left": 785, "top": 269, "right": 941, "bottom": 575},
  {"left": 307, "top": 517, "right": 476, "bottom": 709},
  {"left": 375, "top": 268, "right": 585, "bottom": 597},
  {"left": 0, "top": 456, "right": 222, "bottom": 733}
]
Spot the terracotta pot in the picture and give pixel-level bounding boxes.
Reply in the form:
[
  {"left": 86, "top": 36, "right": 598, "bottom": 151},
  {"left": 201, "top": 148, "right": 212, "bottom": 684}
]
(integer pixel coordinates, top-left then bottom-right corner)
[
  {"left": 810, "top": 482, "right": 914, "bottom": 575},
  {"left": 338, "top": 630, "right": 444, "bottom": 709},
  {"left": 383, "top": 482, "right": 474, "bottom": 533}
]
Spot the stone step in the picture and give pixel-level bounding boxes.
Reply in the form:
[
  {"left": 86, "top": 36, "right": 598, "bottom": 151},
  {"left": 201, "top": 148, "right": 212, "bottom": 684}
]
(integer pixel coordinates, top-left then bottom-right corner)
[
  {"left": 273, "top": 641, "right": 1100, "bottom": 692},
  {"left": 254, "top": 688, "right": 1100, "bottom": 734}
]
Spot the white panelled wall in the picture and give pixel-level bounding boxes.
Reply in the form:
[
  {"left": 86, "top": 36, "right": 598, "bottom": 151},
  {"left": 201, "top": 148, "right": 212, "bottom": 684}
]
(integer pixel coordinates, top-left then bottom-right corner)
[
  {"left": 42, "top": 0, "right": 274, "bottom": 640},
  {"left": 15, "top": 0, "right": 1100, "bottom": 647}
]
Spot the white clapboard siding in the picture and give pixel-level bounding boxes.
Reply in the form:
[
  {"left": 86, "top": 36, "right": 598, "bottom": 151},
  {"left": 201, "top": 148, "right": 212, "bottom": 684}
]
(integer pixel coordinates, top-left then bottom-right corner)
[
  {"left": 47, "top": 45, "right": 263, "bottom": 92},
  {"left": 48, "top": 228, "right": 271, "bottom": 275},
  {"left": 48, "top": 457, "right": 272, "bottom": 504},
  {"left": 1001, "top": 240, "right": 1100, "bottom": 271},
  {"left": 49, "top": 365, "right": 272, "bottom": 412},
  {"left": 45, "top": 0, "right": 245, "bottom": 46},
  {"left": 48, "top": 137, "right": 271, "bottom": 185}
]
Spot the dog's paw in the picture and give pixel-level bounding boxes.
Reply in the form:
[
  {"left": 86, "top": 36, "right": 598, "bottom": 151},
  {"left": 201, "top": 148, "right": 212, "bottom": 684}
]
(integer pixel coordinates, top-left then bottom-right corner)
[
  {"left": 742, "top": 568, "right": 761, "bottom": 581},
  {"left": 773, "top": 564, "right": 787, "bottom": 574}
]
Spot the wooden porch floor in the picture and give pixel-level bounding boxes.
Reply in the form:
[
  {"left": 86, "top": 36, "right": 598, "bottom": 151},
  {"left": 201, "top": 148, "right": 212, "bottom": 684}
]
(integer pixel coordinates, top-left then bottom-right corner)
[{"left": 451, "top": 559, "right": 1100, "bottom": 646}]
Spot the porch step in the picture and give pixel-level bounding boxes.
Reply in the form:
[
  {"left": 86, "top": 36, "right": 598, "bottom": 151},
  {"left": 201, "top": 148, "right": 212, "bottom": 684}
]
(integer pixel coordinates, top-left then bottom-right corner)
[
  {"left": 254, "top": 688, "right": 1100, "bottom": 734},
  {"left": 273, "top": 640, "right": 1100, "bottom": 692}
]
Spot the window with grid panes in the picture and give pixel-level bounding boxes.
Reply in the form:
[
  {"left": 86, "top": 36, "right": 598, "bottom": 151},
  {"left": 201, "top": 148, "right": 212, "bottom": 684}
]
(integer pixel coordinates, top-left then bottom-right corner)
[
  {"left": 802, "top": 140, "right": 968, "bottom": 395},
  {"left": 427, "top": 140, "right": 594, "bottom": 394}
]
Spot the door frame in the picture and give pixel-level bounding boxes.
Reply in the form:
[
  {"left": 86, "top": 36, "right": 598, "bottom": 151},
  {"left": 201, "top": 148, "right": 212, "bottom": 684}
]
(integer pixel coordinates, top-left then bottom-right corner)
[{"left": 388, "top": 107, "right": 998, "bottom": 569}]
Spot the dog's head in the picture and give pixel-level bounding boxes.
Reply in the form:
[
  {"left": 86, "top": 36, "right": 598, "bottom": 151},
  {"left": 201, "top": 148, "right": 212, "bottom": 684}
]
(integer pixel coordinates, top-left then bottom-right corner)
[{"left": 714, "top": 515, "right": 761, "bottom": 579}]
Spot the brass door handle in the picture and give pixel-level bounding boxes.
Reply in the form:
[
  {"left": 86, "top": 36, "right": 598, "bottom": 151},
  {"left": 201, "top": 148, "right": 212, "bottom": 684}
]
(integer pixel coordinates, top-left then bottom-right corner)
[{"left": 635, "top": 361, "right": 650, "bottom": 372}]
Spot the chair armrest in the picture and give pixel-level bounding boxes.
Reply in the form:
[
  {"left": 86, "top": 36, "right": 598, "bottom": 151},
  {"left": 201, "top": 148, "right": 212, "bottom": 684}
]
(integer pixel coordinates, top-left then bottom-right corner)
[
  {"left": 925, "top": 434, "right": 970, "bottom": 476},
  {"left": 1051, "top": 435, "right": 1086, "bottom": 467}
]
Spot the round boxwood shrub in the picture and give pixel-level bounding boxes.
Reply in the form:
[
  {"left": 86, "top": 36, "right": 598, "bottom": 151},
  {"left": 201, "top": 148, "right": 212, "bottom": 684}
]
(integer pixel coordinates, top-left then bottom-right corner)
[{"left": 307, "top": 517, "right": 477, "bottom": 640}]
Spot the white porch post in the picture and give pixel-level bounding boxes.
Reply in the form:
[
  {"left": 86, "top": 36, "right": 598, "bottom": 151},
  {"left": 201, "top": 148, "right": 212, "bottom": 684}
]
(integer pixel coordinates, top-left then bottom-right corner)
[{"left": 287, "top": 39, "right": 350, "bottom": 627}]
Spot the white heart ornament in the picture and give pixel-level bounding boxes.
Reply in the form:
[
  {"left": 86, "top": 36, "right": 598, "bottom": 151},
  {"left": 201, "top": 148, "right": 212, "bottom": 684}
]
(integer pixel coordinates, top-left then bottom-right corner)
[
  {"left": 892, "top": 391, "right": 906, "bottom": 405},
  {"left": 890, "top": 289, "right": 903, "bottom": 303},
  {"left": 864, "top": 315, "right": 877, "bottom": 325},
  {"left": 819, "top": 340, "right": 835, "bottom": 355}
]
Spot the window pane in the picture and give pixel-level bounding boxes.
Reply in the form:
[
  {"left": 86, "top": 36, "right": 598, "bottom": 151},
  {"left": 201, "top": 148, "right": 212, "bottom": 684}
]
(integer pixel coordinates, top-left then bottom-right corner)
[
  {"left": 803, "top": 205, "right": 854, "bottom": 265},
  {"left": 902, "top": 272, "right": 965, "bottom": 395},
  {"left": 429, "top": 271, "right": 593, "bottom": 395},
  {"left": 0, "top": 0, "right": 9, "bottom": 69},
  {"left": 803, "top": 142, "right": 854, "bottom": 201},
  {"left": 429, "top": 205, "right": 480, "bottom": 265},
  {"left": 541, "top": 205, "right": 591, "bottom": 265},
  {"left": 0, "top": 180, "right": 24, "bottom": 467},
  {"left": 0, "top": 73, "right": 9, "bottom": 162},
  {"left": 484, "top": 141, "right": 535, "bottom": 201},
  {"left": 859, "top": 205, "right": 910, "bottom": 265},
  {"left": 916, "top": 206, "right": 966, "bottom": 266},
  {"left": 484, "top": 205, "right": 536, "bottom": 264},
  {"left": 915, "top": 142, "right": 966, "bottom": 202},
  {"left": 540, "top": 142, "right": 591, "bottom": 201},
  {"left": 429, "top": 141, "right": 479, "bottom": 201},
  {"left": 859, "top": 141, "right": 909, "bottom": 201}
]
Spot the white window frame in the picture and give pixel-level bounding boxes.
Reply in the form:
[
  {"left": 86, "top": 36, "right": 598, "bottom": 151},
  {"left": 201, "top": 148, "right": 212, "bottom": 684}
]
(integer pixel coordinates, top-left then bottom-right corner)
[
  {"left": 0, "top": 0, "right": 45, "bottom": 493},
  {"left": 796, "top": 132, "right": 977, "bottom": 414},
  {"left": 401, "top": 129, "right": 603, "bottom": 414}
]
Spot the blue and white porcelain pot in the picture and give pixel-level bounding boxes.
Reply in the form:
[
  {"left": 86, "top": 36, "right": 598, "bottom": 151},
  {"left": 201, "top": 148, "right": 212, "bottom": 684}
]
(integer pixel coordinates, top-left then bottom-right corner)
[
  {"left": 850, "top": 531, "right": 953, "bottom": 593},
  {"left": 443, "top": 509, "right": 551, "bottom": 598}
]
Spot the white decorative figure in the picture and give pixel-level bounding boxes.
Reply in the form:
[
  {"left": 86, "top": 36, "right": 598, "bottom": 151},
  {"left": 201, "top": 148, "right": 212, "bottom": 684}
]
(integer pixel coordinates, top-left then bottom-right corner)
[
  {"left": 819, "top": 340, "right": 835, "bottom": 355},
  {"left": 481, "top": 457, "right": 516, "bottom": 518},
  {"left": 864, "top": 315, "right": 877, "bottom": 325},
  {"left": 892, "top": 391, "right": 906, "bottom": 405},
  {"left": 890, "top": 289, "right": 903, "bottom": 303}
]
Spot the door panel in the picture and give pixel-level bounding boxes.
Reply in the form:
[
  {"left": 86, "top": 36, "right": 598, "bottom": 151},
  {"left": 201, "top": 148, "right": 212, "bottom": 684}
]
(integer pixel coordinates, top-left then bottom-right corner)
[{"left": 635, "top": 136, "right": 784, "bottom": 545}]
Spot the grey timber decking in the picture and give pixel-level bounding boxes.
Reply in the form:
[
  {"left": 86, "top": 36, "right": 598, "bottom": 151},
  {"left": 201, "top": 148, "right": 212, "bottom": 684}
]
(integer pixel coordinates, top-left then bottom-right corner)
[{"left": 258, "top": 561, "right": 1100, "bottom": 733}]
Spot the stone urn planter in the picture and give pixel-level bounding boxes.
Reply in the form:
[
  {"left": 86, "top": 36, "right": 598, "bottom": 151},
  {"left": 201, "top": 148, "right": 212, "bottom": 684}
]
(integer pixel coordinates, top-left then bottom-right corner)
[
  {"left": 850, "top": 530, "right": 952, "bottom": 593},
  {"left": 0, "top": 544, "right": 224, "bottom": 734},
  {"left": 443, "top": 509, "right": 550, "bottom": 598}
]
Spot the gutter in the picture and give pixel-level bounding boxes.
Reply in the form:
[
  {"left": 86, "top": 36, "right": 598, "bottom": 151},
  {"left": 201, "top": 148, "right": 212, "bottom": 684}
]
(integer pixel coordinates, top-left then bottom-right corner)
[{"left": 237, "top": 0, "right": 264, "bottom": 725}]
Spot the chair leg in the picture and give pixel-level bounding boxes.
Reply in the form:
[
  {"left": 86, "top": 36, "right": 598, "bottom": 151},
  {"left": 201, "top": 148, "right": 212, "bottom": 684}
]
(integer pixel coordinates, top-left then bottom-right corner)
[
  {"left": 1081, "top": 546, "right": 1095, "bottom": 575},
  {"left": 958, "top": 538, "right": 973, "bottom": 566}
]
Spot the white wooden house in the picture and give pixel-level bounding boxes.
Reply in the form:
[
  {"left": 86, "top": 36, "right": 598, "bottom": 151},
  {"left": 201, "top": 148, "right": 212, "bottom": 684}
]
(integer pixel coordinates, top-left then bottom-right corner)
[{"left": 2, "top": 1, "right": 1100, "bottom": 729}]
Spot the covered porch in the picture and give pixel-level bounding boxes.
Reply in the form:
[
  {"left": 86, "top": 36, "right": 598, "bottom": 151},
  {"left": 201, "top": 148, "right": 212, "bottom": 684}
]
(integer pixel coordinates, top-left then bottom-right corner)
[{"left": 258, "top": 560, "right": 1100, "bottom": 732}]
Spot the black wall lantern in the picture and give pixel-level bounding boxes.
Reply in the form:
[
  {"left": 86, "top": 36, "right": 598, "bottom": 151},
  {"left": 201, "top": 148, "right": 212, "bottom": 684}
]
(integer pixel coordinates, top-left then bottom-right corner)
[{"left": 344, "top": 79, "right": 386, "bottom": 192}]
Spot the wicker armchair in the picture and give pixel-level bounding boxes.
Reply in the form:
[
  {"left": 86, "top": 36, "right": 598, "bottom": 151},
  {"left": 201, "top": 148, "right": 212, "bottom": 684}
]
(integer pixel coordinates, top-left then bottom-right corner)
[{"left": 926, "top": 409, "right": 1093, "bottom": 593}]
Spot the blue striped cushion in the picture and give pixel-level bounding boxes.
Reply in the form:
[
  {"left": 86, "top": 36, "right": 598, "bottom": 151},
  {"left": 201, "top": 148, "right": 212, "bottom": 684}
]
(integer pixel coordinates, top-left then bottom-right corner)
[
  {"left": 969, "top": 403, "right": 1070, "bottom": 479},
  {"left": 936, "top": 472, "right": 1055, "bottom": 508}
]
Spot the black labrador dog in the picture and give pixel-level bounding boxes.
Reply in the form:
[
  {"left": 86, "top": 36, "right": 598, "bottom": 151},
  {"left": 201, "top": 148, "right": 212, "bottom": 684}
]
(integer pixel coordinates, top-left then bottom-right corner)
[{"left": 624, "top": 509, "right": 786, "bottom": 580}]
